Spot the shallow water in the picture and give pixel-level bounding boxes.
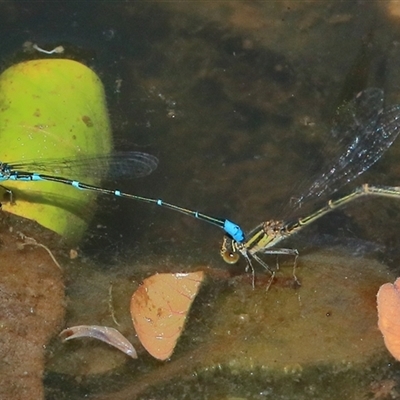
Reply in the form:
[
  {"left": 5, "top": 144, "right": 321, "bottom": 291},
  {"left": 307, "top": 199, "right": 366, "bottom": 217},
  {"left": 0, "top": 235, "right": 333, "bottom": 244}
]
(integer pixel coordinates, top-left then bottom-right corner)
[{"left": 1, "top": 1, "right": 400, "bottom": 399}]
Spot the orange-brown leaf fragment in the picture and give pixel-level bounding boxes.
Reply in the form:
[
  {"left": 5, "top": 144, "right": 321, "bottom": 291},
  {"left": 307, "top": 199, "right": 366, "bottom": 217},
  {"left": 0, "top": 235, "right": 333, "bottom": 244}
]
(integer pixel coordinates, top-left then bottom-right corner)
[
  {"left": 377, "top": 277, "right": 400, "bottom": 360},
  {"left": 130, "top": 271, "right": 204, "bottom": 360}
]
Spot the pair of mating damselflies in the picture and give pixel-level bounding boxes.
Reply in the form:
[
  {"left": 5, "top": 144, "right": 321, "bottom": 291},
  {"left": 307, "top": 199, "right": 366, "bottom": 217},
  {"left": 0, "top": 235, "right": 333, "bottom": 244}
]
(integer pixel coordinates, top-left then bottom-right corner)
[{"left": 1, "top": 88, "right": 400, "bottom": 281}]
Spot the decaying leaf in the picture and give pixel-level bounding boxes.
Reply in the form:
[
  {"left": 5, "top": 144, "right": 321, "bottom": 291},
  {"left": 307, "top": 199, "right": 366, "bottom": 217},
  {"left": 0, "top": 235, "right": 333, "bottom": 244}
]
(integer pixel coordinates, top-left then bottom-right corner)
[
  {"left": 60, "top": 325, "right": 137, "bottom": 359},
  {"left": 130, "top": 271, "right": 204, "bottom": 360},
  {"left": 377, "top": 278, "right": 400, "bottom": 360}
]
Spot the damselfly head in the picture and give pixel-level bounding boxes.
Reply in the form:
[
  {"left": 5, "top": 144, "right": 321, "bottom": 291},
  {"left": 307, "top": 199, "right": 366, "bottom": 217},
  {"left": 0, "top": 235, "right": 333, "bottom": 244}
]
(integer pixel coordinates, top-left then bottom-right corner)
[{"left": 220, "top": 236, "right": 240, "bottom": 264}]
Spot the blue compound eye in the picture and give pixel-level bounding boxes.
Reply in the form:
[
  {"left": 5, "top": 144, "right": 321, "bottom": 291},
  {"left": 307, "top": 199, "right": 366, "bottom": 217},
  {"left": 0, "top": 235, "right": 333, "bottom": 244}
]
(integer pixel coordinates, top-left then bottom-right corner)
[{"left": 223, "top": 220, "right": 245, "bottom": 242}]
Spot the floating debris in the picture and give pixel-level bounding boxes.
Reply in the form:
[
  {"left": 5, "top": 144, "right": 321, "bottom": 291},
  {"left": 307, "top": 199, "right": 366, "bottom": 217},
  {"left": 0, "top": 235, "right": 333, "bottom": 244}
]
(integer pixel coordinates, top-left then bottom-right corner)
[
  {"left": 23, "top": 41, "right": 64, "bottom": 55},
  {"left": 16, "top": 232, "right": 62, "bottom": 271}
]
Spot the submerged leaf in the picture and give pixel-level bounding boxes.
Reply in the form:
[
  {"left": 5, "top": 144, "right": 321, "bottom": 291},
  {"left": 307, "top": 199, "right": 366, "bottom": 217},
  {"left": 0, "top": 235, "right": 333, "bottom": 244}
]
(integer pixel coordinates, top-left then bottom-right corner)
[
  {"left": 130, "top": 271, "right": 204, "bottom": 360},
  {"left": 377, "top": 278, "right": 400, "bottom": 360},
  {"left": 60, "top": 325, "right": 137, "bottom": 359}
]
